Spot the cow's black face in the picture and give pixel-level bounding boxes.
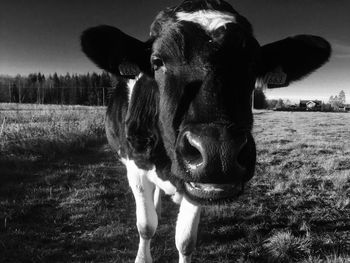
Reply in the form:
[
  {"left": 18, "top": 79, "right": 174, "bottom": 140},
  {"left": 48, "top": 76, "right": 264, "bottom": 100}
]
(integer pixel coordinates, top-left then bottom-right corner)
[
  {"left": 150, "top": 18, "right": 259, "bottom": 203},
  {"left": 80, "top": 0, "right": 331, "bottom": 204}
]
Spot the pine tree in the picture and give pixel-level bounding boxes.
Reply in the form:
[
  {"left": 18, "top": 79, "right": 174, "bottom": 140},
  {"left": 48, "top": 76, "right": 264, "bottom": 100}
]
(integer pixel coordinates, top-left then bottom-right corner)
[{"left": 338, "top": 90, "right": 346, "bottom": 105}]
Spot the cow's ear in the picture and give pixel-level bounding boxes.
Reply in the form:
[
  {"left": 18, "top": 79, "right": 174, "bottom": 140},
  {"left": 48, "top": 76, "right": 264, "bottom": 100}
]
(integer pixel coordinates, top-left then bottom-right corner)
[
  {"left": 257, "top": 35, "right": 331, "bottom": 88},
  {"left": 81, "top": 25, "right": 152, "bottom": 77}
]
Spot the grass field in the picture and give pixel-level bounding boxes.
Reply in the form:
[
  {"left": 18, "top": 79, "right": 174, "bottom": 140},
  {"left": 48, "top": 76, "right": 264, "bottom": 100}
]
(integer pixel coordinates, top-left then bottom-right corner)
[
  {"left": 0, "top": 103, "right": 106, "bottom": 160},
  {"left": 0, "top": 104, "right": 349, "bottom": 263}
]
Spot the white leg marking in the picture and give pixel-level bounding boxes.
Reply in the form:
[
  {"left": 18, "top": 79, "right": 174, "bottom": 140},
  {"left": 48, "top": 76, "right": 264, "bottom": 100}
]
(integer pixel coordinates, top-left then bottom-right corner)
[
  {"left": 175, "top": 196, "right": 201, "bottom": 263},
  {"left": 146, "top": 167, "right": 177, "bottom": 195},
  {"left": 124, "top": 159, "right": 157, "bottom": 263},
  {"left": 146, "top": 167, "right": 183, "bottom": 204},
  {"left": 153, "top": 186, "right": 162, "bottom": 218},
  {"left": 176, "top": 10, "right": 236, "bottom": 32}
]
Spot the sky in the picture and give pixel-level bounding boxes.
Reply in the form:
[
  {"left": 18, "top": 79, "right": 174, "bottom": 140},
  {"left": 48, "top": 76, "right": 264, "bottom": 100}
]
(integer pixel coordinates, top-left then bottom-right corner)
[{"left": 1, "top": 0, "right": 350, "bottom": 103}]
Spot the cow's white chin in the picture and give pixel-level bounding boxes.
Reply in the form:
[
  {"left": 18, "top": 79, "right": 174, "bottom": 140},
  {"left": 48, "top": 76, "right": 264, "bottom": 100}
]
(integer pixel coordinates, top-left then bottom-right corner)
[{"left": 184, "top": 182, "right": 243, "bottom": 203}]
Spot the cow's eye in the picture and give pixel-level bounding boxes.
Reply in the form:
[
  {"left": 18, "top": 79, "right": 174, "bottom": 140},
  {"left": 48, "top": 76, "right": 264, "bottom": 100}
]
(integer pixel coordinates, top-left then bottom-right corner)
[{"left": 151, "top": 57, "right": 164, "bottom": 71}]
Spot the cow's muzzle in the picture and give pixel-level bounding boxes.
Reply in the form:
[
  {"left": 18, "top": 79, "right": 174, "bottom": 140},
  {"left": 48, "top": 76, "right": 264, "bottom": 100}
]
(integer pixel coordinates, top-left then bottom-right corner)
[{"left": 175, "top": 124, "right": 256, "bottom": 203}]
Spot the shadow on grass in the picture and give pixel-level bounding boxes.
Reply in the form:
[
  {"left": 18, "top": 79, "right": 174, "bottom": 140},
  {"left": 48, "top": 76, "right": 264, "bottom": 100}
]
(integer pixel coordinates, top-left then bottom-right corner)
[
  {"left": 0, "top": 142, "right": 137, "bottom": 262},
  {"left": 1, "top": 139, "right": 349, "bottom": 262}
]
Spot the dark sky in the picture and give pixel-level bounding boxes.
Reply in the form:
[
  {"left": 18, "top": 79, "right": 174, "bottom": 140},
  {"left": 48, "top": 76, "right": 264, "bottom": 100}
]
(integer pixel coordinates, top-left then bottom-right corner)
[{"left": 1, "top": 0, "right": 350, "bottom": 102}]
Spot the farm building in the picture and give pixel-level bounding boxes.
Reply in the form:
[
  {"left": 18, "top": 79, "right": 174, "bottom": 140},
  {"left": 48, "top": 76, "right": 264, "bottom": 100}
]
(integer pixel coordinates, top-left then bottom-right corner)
[
  {"left": 299, "top": 100, "right": 322, "bottom": 111},
  {"left": 329, "top": 104, "right": 350, "bottom": 112},
  {"left": 342, "top": 104, "right": 350, "bottom": 111}
]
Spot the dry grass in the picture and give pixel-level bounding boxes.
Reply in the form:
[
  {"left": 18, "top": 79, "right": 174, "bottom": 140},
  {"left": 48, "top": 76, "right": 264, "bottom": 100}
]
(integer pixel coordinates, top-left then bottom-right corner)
[
  {"left": 0, "top": 103, "right": 106, "bottom": 159},
  {"left": 201, "top": 111, "right": 350, "bottom": 262},
  {"left": 0, "top": 107, "right": 349, "bottom": 262}
]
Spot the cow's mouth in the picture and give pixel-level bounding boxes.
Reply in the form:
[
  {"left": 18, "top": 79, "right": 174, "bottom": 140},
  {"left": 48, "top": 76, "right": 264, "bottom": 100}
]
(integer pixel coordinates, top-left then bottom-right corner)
[{"left": 183, "top": 181, "right": 244, "bottom": 204}]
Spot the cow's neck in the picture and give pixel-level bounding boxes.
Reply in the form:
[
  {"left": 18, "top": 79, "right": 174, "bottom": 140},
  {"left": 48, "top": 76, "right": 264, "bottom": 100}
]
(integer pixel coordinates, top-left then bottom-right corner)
[{"left": 124, "top": 74, "right": 162, "bottom": 170}]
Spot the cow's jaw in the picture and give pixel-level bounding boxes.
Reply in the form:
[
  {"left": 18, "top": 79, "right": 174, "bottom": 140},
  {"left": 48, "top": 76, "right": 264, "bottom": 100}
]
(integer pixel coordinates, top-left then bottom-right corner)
[{"left": 183, "top": 181, "right": 244, "bottom": 204}]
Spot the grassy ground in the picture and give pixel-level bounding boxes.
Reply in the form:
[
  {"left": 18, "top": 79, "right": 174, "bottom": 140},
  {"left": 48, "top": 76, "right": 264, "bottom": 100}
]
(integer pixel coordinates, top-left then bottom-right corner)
[
  {"left": 0, "top": 106, "right": 349, "bottom": 262},
  {"left": 0, "top": 103, "right": 106, "bottom": 160}
]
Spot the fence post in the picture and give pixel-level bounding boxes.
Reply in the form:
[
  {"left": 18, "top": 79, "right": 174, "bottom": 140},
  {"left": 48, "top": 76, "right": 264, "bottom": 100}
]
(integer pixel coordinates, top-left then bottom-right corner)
[
  {"left": 8, "top": 83, "right": 11, "bottom": 103},
  {"left": 102, "top": 87, "right": 105, "bottom": 106},
  {"left": 18, "top": 82, "right": 21, "bottom": 103},
  {"left": 0, "top": 117, "right": 6, "bottom": 138}
]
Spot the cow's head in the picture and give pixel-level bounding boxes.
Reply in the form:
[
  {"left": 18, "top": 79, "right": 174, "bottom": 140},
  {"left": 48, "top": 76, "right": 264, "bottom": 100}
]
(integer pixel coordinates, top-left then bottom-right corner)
[{"left": 81, "top": 0, "right": 330, "bottom": 204}]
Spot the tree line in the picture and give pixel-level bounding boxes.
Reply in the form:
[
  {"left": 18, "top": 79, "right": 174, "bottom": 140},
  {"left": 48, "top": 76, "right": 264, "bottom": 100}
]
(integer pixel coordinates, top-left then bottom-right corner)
[
  {"left": 266, "top": 90, "right": 348, "bottom": 112},
  {"left": 0, "top": 73, "right": 269, "bottom": 109},
  {"left": 329, "top": 90, "right": 346, "bottom": 108},
  {"left": 0, "top": 72, "right": 112, "bottom": 106},
  {"left": 1, "top": 73, "right": 345, "bottom": 112}
]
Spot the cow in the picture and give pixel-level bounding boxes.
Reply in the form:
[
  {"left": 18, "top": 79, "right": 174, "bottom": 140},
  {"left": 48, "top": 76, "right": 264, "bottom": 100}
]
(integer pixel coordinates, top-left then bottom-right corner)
[{"left": 81, "top": 0, "right": 331, "bottom": 262}]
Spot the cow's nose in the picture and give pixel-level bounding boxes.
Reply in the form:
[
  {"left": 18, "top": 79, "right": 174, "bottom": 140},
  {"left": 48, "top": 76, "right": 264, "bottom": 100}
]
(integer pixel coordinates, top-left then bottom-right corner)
[
  {"left": 177, "top": 131, "right": 205, "bottom": 171},
  {"left": 176, "top": 125, "right": 249, "bottom": 183}
]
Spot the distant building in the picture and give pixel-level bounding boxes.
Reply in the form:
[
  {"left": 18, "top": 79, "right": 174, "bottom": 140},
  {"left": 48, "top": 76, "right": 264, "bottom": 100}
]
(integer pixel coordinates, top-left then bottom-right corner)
[
  {"left": 340, "top": 104, "right": 350, "bottom": 112},
  {"left": 299, "top": 100, "right": 322, "bottom": 111}
]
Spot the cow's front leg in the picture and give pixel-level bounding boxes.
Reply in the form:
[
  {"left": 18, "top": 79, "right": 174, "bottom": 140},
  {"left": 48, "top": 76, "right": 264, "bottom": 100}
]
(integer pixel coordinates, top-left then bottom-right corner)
[
  {"left": 175, "top": 196, "right": 201, "bottom": 263},
  {"left": 153, "top": 185, "right": 162, "bottom": 218},
  {"left": 125, "top": 160, "right": 158, "bottom": 263}
]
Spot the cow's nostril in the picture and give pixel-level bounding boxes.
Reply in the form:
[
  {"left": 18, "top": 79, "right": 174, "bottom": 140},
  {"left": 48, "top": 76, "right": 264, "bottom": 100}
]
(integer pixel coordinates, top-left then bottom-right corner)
[{"left": 179, "top": 132, "right": 204, "bottom": 170}]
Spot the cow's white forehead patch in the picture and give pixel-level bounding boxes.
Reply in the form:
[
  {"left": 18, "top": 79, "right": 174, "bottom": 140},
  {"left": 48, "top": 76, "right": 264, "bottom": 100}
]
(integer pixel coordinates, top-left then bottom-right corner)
[{"left": 176, "top": 10, "right": 236, "bottom": 32}]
